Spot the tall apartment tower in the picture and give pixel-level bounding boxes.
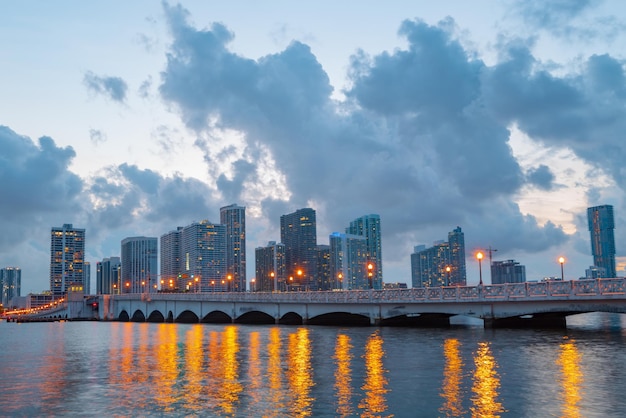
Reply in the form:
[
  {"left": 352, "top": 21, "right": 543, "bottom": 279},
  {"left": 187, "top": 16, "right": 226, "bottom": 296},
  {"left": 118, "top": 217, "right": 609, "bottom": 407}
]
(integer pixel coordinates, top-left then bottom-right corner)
[
  {"left": 121, "top": 237, "right": 158, "bottom": 293},
  {"left": 220, "top": 204, "right": 246, "bottom": 292},
  {"left": 588, "top": 205, "right": 617, "bottom": 278},
  {"left": 329, "top": 232, "right": 368, "bottom": 290},
  {"left": 160, "top": 227, "right": 183, "bottom": 291},
  {"left": 316, "top": 245, "right": 331, "bottom": 291},
  {"left": 346, "top": 214, "right": 383, "bottom": 289},
  {"left": 1, "top": 267, "right": 21, "bottom": 306},
  {"left": 447, "top": 227, "right": 467, "bottom": 286},
  {"left": 96, "top": 257, "right": 121, "bottom": 294},
  {"left": 255, "top": 241, "right": 286, "bottom": 292},
  {"left": 181, "top": 221, "right": 227, "bottom": 292},
  {"left": 280, "top": 208, "right": 318, "bottom": 290},
  {"left": 491, "top": 260, "right": 526, "bottom": 284},
  {"left": 50, "top": 224, "right": 86, "bottom": 296}
]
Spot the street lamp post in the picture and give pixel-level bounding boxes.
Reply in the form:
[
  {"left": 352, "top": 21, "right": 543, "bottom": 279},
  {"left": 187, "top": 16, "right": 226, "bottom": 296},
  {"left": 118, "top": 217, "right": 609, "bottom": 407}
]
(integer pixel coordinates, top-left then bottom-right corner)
[
  {"left": 445, "top": 266, "right": 451, "bottom": 286},
  {"left": 559, "top": 256, "right": 565, "bottom": 281},
  {"left": 367, "top": 263, "right": 374, "bottom": 289},
  {"left": 270, "top": 271, "right": 276, "bottom": 292},
  {"left": 227, "top": 274, "right": 232, "bottom": 292},
  {"left": 251, "top": 278, "right": 256, "bottom": 292},
  {"left": 476, "top": 252, "right": 484, "bottom": 286}
]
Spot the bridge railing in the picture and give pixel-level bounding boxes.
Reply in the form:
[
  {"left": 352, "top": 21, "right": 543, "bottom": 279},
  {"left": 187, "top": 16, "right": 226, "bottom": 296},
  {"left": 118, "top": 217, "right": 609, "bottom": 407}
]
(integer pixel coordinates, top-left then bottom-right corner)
[{"left": 110, "top": 278, "right": 626, "bottom": 305}]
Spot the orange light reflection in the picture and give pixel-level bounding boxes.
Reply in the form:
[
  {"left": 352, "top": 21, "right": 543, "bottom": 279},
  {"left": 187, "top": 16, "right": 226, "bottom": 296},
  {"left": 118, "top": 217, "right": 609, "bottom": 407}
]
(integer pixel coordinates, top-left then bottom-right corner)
[
  {"left": 287, "top": 328, "right": 314, "bottom": 417},
  {"left": 557, "top": 339, "right": 583, "bottom": 418},
  {"left": 358, "top": 330, "right": 390, "bottom": 418},
  {"left": 334, "top": 333, "right": 354, "bottom": 417},
  {"left": 440, "top": 338, "right": 465, "bottom": 417},
  {"left": 470, "top": 342, "right": 504, "bottom": 418}
]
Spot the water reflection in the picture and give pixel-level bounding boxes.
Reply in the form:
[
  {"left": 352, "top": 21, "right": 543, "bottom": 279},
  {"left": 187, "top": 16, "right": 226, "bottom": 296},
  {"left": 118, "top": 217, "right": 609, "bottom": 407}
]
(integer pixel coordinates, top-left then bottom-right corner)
[
  {"left": 557, "top": 338, "right": 583, "bottom": 418},
  {"left": 359, "top": 330, "right": 390, "bottom": 418},
  {"left": 267, "top": 327, "right": 285, "bottom": 416},
  {"left": 471, "top": 341, "right": 504, "bottom": 417},
  {"left": 154, "top": 324, "right": 179, "bottom": 411},
  {"left": 218, "top": 325, "right": 243, "bottom": 415},
  {"left": 440, "top": 338, "right": 465, "bottom": 417},
  {"left": 334, "top": 333, "right": 354, "bottom": 417},
  {"left": 184, "top": 325, "right": 204, "bottom": 410},
  {"left": 287, "top": 327, "right": 314, "bottom": 417}
]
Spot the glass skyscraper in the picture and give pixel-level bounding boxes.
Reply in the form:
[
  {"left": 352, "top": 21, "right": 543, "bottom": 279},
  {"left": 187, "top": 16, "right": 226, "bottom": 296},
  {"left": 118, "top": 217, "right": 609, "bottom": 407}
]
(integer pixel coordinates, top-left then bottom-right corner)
[
  {"left": 121, "top": 236, "right": 158, "bottom": 293},
  {"left": 280, "top": 208, "right": 318, "bottom": 290},
  {"left": 220, "top": 204, "right": 246, "bottom": 292},
  {"left": 587, "top": 205, "right": 616, "bottom": 278},
  {"left": 1, "top": 267, "right": 21, "bottom": 307},
  {"left": 346, "top": 214, "right": 383, "bottom": 289},
  {"left": 411, "top": 226, "right": 467, "bottom": 288}
]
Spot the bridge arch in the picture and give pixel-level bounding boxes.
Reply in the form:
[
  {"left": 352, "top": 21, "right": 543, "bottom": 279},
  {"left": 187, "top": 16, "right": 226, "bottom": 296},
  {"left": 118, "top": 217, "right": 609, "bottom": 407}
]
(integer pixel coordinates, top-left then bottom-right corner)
[
  {"left": 279, "top": 312, "right": 303, "bottom": 325},
  {"left": 235, "top": 311, "right": 275, "bottom": 325},
  {"left": 308, "top": 312, "right": 370, "bottom": 326},
  {"left": 147, "top": 310, "right": 165, "bottom": 323},
  {"left": 176, "top": 310, "right": 199, "bottom": 323},
  {"left": 201, "top": 310, "right": 231, "bottom": 324},
  {"left": 166, "top": 311, "right": 174, "bottom": 323},
  {"left": 131, "top": 310, "right": 146, "bottom": 322},
  {"left": 118, "top": 310, "right": 130, "bottom": 322}
]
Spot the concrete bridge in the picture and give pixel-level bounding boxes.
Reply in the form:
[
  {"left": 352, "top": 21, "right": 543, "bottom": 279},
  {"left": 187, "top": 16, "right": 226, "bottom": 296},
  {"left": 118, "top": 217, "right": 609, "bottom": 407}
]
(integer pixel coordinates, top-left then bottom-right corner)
[
  {"left": 4, "top": 278, "right": 626, "bottom": 327},
  {"left": 97, "top": 278, "right": 626, "bottom": 328}
]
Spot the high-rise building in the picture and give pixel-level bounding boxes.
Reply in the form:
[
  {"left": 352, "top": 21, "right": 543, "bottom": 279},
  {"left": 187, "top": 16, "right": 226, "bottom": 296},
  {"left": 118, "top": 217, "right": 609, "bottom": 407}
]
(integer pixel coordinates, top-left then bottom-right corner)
[
  {"left": 181, "top": 221, "right": 227, "bottom": 292},
  {"left": 160, "top": 227, "right": 183, "bottom": 291},
  {"left": 346, "top": 214, "right": 383, "bottom": 289},
  {"left": 255, "top": 241, "right": 286, "bottom": 292},
  {"left": 96, "top": 257, "right": 121, "bottom": 294},
  {"left": 121, "top": 237, "right": 158, "bottom": 293},
  {"left": 329, "top": 232, "right": 368, "bottom": 290},
  {"left": 50, "top": 224, "right": 86, "bottom": 296},
  {"left": 491, "top": 260, "right": 526, "bottom": 284},
  {"left": 447, "top": 227, "right": 467, "bottom": 286},
  {"left": 84, "top": 261, "right": 91, "bottom": 295},
  {"left": 1, "top": 267, "right": 21, "bottom": 307},
  {"left": 220, "top": 204, "right": 246, "bottom": 292},
  {"left": 588, "top": 205, "right": 617, "bottom": 278},
  {"left": 411, "top": 227, "right": 467, "bottom": 288},
  {"left": 316, "top": 244, "right": 331, "bottom": 291},
  {"left": 280, "top": 208, "right": 318, "bottom": 290}
]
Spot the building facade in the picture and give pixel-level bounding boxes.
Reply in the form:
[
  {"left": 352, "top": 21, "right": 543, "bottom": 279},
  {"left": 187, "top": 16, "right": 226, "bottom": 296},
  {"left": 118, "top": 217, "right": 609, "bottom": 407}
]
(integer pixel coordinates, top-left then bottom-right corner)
[
  {"left": 346, "top": 214, "right": 383, "bottom": 289},
  {"left": 411, "top": 227, "right": 467, "bottom": 288},
  {"left": 254, "top": 241, "right": 286, "bottom": 292},
  {"left": 491, "top": 260, "right": 526, "bottom": 284},
  {"left": 329, "top": 232, "right": 368, "bottom": 290},
  {"left": 181, "top": 221, "right": 227, "bottom": 292},
  {"left": 280, "top": 208, "right": 318, "bottom": 290},
  {"left": 160, "top": 227, "right": 183, "bottom": 291},
  {"left": 121, "top": 237, "right": 158, "bottom": 293},
  {"left": 220, "top": 204, "right": 246, "bottom": 292},
  {"left": 316, "top": 244, "right": 331, "bottom": 291},
  {"left": 588, "top": 205, "right": 617, "bottom": 278},
  {"left": 50, "top": 224, "right": 86, "bottom": 296},
  {"left": 1, "top": 267, "right": 21, "bottom": 307},
  {"left": 96, "top": 257, "right": 121, "bottom": 294}
]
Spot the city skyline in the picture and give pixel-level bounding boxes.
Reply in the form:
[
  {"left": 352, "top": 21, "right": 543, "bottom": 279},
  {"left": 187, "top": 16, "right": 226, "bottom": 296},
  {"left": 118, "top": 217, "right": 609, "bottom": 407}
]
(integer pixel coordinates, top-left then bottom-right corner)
[{"left": 2, "top": 2, "right": 626, "bottom": 292}]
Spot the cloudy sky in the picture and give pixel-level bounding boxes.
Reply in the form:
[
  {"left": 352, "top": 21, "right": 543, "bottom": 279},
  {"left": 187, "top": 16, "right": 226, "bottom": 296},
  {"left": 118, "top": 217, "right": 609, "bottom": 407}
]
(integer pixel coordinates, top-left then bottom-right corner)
[{"left": 2, "top": 0, "right": 626, "bottom": 293}]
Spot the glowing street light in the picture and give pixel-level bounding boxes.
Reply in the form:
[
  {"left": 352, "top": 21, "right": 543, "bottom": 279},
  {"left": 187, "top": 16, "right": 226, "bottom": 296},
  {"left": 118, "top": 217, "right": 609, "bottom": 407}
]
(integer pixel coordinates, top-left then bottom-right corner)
[
  {"left": 559, "top": 256, "right": 565, "bottom": 281},
  {"left": 445, "top": 266, "right": 451, "bottom": 286},
  {"left": 367, "top": 263, "right": 374, "bottom": 289},
  {"left": 476, "top": 252, "right": 484, "bottom": 286},
  {"left": 227, "top": 274, "right": 233, "bottom": 292}
]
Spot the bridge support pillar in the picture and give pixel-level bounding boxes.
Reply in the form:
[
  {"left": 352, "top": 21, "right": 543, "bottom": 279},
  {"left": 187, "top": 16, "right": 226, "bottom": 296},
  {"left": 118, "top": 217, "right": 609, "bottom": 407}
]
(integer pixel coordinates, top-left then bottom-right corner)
[{"left": 484, "top": 315, "right": 567, "bottom": 329}]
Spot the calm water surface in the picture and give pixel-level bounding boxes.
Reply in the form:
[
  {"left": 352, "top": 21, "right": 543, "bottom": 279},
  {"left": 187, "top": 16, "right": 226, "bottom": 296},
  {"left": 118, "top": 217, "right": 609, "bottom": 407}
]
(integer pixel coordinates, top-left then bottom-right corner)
[{"left": 2, "top": 313, "right": 626, "bottom": 417}]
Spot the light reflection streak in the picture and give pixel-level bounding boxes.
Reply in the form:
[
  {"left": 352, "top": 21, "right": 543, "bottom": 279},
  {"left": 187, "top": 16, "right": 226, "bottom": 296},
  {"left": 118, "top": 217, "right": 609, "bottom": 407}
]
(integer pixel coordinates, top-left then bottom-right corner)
[
  {"left": 359, "top": 330, "right": 390, "bottom": 418},
  {"left": 154, "top": 324, "right": 179, "bottom": 411},
  {"left": 184, "top": 325, "right": 204, "bottom": 410},
  {"left": 267, "top": 327, "right": 285, "bottom": 416},
  {"left": 287, "top": 327, "right": 314, "bottom": 417},
  {"left": 440, "top": 338, "right": 465, "bottom": 417},
  {"left": 218, "top": 325, "right": 242, "bottom": 415},
  {"left": 557, "top": 338, "right": 583, "bottom": 418},
  {"left": 334, "top": 333, "right": 354, "bottom": 417},
  {"left": 247, "top": 332, "right": 263, "bottom": 409},
  {"left": 471, "top": 342, "right": 504, "bottom": 418}
]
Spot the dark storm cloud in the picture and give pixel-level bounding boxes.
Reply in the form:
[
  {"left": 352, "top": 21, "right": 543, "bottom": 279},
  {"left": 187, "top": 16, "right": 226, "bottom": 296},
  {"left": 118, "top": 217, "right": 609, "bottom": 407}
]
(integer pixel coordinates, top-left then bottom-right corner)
[
  {"left": 527, "top": 165, "right": 556, "bottom": 190},
  {"left": 83, "top": 71, "right": 129, "bottom": 102},
  {"left": 0, "top": 126, "right": 83, "bottom": 249},
  {"left": 158, "top": 3, "right": 566, "bottom": 262}
]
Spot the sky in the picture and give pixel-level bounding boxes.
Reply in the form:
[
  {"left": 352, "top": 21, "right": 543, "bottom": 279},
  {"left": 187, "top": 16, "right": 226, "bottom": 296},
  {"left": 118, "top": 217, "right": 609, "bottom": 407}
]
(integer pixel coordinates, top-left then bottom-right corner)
[{"left": 2, "top": 0, "right": 626, "bottom": 293}]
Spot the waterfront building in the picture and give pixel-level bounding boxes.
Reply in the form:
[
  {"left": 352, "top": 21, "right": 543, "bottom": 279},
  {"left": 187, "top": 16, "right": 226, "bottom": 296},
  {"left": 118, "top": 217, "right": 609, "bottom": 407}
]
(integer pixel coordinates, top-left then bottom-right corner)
[
  {"left": 280, "top": 208, "right": 318, "bottom": 290},
  {"left": 50, "top": 224, "right": 86, "bottom": 296},
  {"left": 181, "top": 221, "right": 227, "bottom": 292},
  {"left": 96, "top": 257, "right": 121, "bottom": 294},
  {"left": 84, "top": 261, "right": 91, "bottom": 295},
  {"left": 447, "top": 227, "right": 467, "bottom": 286},
  {"left": 587, "top": 205, "right": 617, "bottom": 278},
  {"left": 329, "top": 232, "right": 368, "bottom": 290},
  {"left": 346, "top": 214, "right": 383, "bottom": 289},
  {"left": 585, "top": 265, "right": 605, "bottom": 279},
  {"left": 121, "top": 237, "right": 158, "bottom": 293},
  {"left": 160, "top": 227, "right": 183, "bottom": 291},
  {"left": 220, "top": 204, "right": 246, "bottom": 292},
  {"left": 316, "top": 245, "right": 331, "bottom": 291},
  {"left": 0, "top": 267, "right": 21, "bottom": 307},
  {"left": 491, "top": 260, "right": 526, "bottom": 284},
  {"left": 255, "top": 241, "right": 286, "bottom": 292},
  {"left": 411, "top": 227, "right": 467, "bottom": 288}
]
